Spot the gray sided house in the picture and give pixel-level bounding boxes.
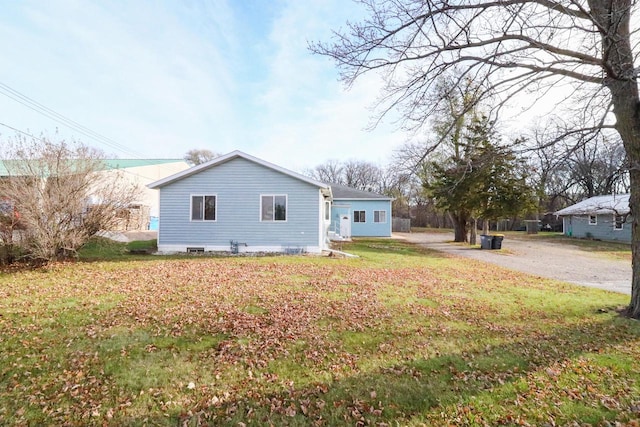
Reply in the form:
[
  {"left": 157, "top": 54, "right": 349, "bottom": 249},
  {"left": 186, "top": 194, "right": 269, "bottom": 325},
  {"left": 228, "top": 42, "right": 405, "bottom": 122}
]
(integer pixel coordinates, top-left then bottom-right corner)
[
  {"left": 329, "top": 184, "right": 393, "bottom": 238},
  {"left": 554, "top": 194, "right": 631, "bottom": 243},
  {"left": 148, "top": 151, "right": 333, "bottom": 254}
]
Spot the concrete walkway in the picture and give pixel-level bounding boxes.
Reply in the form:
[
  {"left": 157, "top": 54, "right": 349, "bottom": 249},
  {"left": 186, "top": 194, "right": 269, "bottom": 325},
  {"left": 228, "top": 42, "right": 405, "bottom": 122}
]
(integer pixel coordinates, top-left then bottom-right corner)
[{"left": 396, "top": 232, "right": 632, "bottom": 295}]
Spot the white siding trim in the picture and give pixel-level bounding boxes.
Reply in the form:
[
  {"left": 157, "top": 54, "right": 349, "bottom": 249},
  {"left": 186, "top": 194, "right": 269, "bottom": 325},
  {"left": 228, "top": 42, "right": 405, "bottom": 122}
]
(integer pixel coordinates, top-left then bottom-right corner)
[{"left": 156, "top": 244, "right": 322, "bottom": 254}]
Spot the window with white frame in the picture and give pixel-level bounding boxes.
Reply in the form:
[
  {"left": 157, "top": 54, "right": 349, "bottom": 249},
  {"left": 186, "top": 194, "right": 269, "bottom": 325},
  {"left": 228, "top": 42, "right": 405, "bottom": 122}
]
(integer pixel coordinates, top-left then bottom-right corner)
[
  {"left": 191, "top": 195, "right": 216, "bottom": 221},
  {"left": 588, "top": 215, "right": 597, "bottom": 225},
  {"left": 614, "top": 214, "right": 624, "bottom": 230},
  {"left": 261, "top": 195, "right": 287, "bottom": 221},
  {"left": 324, "top": 201, "right": 331, "bottom": 221},
  {"left": 374, "top": 210, "right": 387, "bottom": 223},
  {"left": 354, "top": 210, "right": 366, "bottom": 223}
]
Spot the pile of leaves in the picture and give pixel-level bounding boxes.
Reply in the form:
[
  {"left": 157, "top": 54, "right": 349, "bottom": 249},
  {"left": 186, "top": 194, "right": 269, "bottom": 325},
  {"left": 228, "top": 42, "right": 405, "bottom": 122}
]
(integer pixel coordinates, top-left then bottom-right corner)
[{"left": 0, "top": 240, "right": 639, "bottom": 426}]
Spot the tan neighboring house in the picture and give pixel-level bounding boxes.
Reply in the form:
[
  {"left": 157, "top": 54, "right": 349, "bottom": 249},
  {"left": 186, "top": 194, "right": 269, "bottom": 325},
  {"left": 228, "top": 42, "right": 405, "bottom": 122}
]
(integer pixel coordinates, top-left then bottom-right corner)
[
  {"left": 95, "top": 159, "right": 191, "bottom": 230},
  {"left": 0, "top": 159, "right": 190, "bottom": 231}
]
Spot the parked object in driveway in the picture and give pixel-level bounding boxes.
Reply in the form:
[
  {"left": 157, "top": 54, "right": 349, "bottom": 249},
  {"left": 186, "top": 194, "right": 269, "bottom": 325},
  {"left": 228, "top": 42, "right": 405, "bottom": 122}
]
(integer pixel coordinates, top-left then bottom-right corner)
[
  {"left": 480, "top": 234, "right": 504, "bottom": 250},
  {"left": 480, "top": 234, "right": 493, "bottom": 249},
  {"left": 491, "top": 234, "right": 504, "bottom": 249}
]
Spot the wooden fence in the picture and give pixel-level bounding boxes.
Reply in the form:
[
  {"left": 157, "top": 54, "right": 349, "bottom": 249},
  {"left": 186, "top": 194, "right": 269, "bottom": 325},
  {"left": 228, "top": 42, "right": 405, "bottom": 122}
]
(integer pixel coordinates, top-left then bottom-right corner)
[{"left": 392, "top": 217, "right": 411, "bottom": 232}]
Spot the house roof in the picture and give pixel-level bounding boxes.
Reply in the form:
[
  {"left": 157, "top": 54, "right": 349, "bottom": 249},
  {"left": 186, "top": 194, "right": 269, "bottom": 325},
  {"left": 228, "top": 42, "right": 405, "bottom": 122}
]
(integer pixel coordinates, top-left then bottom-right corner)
[
  {"left": 554, "top": 194, "right": 630, "bottom": 216},
  {"left": 101, "top": 159, "right": 186, "bottom": 169},
  {"left": 0, "top": 158, "right": 185, "bottom": 176},
  {"left": 147, "top": 150, "right": 331, "bottom": 192},
  {"left": 330, "top": 183, "right": 393, "bottom": 201}
]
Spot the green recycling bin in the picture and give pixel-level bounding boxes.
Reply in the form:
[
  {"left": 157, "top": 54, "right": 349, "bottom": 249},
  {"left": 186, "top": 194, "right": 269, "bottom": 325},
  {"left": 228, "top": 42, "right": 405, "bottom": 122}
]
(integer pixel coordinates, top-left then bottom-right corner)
[
  {"left": 480, "top": 234, "right": 493, "bottom": 249},
  {"left": 491, "top": 234, "right": 504, "bottom": 249}
]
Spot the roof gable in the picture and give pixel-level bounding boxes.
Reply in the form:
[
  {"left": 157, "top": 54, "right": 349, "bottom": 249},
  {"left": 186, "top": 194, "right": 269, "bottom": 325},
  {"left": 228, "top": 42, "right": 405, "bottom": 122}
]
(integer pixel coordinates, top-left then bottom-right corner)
[
  {"left": 330, "top": 183, "right": 393, "bottom": 200},
  {"left": 148, "top": 150, "right": 330, "bottom": 190},
  {"left": 554, "top": 194, "right": 630, "bottom": 216}
]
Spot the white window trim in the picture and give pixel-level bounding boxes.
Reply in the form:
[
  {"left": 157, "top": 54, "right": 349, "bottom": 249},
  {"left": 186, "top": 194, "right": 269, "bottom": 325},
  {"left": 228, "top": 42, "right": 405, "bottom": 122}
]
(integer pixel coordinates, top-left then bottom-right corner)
[
  {"left": 354, "top": 210, "right": 366, "bottom": 223},
  {"left": 614, "top": 214, "right": 624, "bottom": 230},
  {"left": 190, "top": 194, "right": 217, "bottom": 222},
  {"left": 588, "top": 214, "right": 597, "bottom": 225},
  {"left": 260, "top": 194, "right": 288, "bottom": 222},
  {"left": 374, "top": 210, "right": 387, "bottom": 223}
]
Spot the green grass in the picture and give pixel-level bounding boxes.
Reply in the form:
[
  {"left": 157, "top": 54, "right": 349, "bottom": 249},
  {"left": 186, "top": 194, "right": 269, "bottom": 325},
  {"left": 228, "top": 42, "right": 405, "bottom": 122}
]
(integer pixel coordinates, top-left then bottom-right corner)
[
  {"left": 77, "top": 237, "right": 158, "bottom": 260},
  {"left": 1, "top": 238, "right": 638, "bottom": 426}
]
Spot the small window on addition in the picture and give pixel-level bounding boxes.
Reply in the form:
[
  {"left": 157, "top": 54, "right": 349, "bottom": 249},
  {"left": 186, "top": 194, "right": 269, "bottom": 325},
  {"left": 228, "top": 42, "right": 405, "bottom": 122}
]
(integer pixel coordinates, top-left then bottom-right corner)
[
  {"left": 588, "top": 215, "right": 597, "bottom": 225},
  {"left": 374, "top": 210, "right": 387, "bottom": 223},
  {"left": 354, "top": 210, "right": 366, "bottom": 223},
  {"left": 614, "top": 214, "right": 624, "bottom": 230}
]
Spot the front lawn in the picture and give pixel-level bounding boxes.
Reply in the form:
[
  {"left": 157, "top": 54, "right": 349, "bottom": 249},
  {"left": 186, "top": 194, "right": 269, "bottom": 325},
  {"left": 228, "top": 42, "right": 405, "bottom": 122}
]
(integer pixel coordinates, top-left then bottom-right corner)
[{"left": 1, "top": 239, "right": 638, "bottom": 426}]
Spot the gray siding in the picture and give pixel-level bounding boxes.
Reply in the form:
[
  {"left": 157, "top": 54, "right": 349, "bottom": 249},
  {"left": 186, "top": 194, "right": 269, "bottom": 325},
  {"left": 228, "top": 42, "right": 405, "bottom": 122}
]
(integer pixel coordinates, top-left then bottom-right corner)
[
  {"left": 158, "top": 157, "right": 321, "bottom": 250},
  {"left": 563, "top": 214, "right": 631, "bottom": 243}
]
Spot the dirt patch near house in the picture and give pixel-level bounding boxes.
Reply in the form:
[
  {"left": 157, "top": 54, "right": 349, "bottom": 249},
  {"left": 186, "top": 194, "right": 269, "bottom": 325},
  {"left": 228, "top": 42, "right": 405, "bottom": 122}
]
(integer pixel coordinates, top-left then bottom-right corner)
[{"left": 396, "top": 231, "right": 631, "bottom": 295}]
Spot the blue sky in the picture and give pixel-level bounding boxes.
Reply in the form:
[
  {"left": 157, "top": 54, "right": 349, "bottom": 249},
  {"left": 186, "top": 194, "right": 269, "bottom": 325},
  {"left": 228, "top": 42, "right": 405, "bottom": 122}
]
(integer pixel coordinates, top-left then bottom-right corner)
[{"left": 0, "top": 0, "right": 406, "bottom": 172}]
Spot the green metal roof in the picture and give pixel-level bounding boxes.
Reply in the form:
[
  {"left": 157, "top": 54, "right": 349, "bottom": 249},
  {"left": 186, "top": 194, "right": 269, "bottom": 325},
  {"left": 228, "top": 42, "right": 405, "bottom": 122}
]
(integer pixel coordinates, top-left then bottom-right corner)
[
  {"left": 100, "top": 159, "right": 186, "bottom": 169},
  {"left": 0, "top": 159, "right": 185, "bottom": 176}
]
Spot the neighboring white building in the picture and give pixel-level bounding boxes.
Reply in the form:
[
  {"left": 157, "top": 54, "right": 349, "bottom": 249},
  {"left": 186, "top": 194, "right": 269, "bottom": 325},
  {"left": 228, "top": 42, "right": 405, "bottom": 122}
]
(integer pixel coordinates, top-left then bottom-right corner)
[
  {"left": 1, "top": 158, "right": 190, "bottom": 231},
  {"left": 99, "top": 159, "right": 190, "bottom": 229}
]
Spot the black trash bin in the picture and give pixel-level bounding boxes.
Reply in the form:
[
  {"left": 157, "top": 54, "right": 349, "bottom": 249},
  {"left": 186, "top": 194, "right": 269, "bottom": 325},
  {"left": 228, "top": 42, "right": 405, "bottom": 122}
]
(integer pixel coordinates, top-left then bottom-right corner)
[
  {"left": 480, "top": 234, "right": 493, "bottom": 249},
  {"left": 491, "top": 234, "right": 504, "bottom": 249}
]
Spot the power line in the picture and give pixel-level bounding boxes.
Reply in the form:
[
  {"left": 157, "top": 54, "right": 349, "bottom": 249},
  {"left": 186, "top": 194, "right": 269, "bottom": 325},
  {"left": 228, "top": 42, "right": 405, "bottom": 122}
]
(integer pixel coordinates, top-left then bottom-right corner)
[
  {"left": 0, "top": 120, "right": 175, "bottom": 182},
  {"left": 0, "top": 82, "right": 188, "bottom": 176},
  {"left": 0, "top": 81, "right": 148, "bottom": 158},
  {"left": 0, "top": 121, "right": 46, "bottom": 143}
]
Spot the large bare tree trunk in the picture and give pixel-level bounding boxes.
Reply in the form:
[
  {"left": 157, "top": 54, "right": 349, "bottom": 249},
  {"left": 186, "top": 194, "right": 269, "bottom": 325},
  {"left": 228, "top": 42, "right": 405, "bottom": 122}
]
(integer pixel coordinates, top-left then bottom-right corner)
[
  {"left": 588, "top": 0, "right": 640, "bottom": 317},
  {"left": 628, "top": 172, "right": 640, "bottom": 317}
]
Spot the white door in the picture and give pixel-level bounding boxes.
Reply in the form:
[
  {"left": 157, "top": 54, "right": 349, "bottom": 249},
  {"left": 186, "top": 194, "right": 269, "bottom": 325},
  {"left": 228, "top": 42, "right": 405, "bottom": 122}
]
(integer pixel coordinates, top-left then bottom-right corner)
[{"left": 340, "top": 215, "right": 351, "bottom": 238}]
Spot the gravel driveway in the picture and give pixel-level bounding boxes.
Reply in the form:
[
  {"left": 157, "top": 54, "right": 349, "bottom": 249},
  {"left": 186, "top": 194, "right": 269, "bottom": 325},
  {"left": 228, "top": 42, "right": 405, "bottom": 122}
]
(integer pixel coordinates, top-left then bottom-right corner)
[{"left": 396, "top": 232, "right": 631, "bottom": 295}]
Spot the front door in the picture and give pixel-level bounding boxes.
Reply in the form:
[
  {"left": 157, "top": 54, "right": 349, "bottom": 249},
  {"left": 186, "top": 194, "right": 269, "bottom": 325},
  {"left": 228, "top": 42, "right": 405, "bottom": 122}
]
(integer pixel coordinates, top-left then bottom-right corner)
[{"left": 340, "top": 215, "right": 351, "bottom": 238}]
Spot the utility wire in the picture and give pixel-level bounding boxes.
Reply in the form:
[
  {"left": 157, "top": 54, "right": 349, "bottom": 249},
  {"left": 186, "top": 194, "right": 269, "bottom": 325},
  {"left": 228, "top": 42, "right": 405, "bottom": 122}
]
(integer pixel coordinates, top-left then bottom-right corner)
[
  {"left": 0, "top": 121, "right": 47, "bottom": 143},
  {"left": 0, "top": 120, "right": 173, "bottom": 182},
  {"left": 0, "top": 81, "right": 188, "bottom": 176},
  {"left": 0, "top": 82, "right": 147, "bottom": 158}
]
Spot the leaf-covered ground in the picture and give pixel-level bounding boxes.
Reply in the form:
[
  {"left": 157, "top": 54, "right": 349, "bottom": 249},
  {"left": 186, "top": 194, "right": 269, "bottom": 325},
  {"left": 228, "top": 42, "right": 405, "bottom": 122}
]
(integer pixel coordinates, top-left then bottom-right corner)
[{"left": 1, "top": 239, "right": 639, "bottom": 426}]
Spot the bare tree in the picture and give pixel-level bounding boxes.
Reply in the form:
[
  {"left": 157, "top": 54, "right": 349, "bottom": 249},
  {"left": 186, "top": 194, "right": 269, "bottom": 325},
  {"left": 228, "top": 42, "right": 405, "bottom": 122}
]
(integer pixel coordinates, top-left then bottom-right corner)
[
  {"left": 312, "top": 0, "right": 640, "bottom": 318},
  {"left": 306, "top": 159, "right": 385, "bottom": 192},
  {"left": 527, "top": 119, "right": 629, "bottom": 213},
  {"left": 305, "top": 159, "right": 345, "bottom": 185},
  {"left": 343, "top": 160, "right": 384, "bottom": 191},
  {"left": 0, "top": 136, "right": 139, "bottom": 263},
  {"left": 184, "top": 149, "right": 218, "bottom": 166},
  {"left": 567, "top": 137, "right": 629, "bottom": 198}
]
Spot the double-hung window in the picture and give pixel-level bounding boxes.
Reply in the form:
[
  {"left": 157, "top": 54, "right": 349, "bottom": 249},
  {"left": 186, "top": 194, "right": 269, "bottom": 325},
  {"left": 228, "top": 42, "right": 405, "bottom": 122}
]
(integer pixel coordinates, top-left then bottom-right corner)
[
  {"left": 354, "top": 210, "right": 366, "bottom": 223},
  {"left": 588, "top": 215, "right": 597, "bottom": 225},
  {"left": 374, "top": 210, "right": 387, "bottom": 223},
  {"left": 261, "top": 195, "right": 287, "bottom": 221},
  {"left": 614, "top": 214, "right": 624, "bottom": 230},
  {"left": 191, "top": 195, "right": 216, "bottom": 221}
]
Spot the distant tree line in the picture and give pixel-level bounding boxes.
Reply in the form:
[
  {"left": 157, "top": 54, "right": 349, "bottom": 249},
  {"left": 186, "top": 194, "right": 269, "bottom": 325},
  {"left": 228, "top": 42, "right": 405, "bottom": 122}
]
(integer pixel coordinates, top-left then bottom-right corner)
[{"left": 305, "top": 80, "right": 628, "bottom": 242}]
